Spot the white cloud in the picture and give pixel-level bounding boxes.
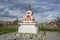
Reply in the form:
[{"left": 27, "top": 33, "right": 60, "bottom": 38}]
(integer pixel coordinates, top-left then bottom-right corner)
[
  {"left": 0, "top": 17, "right": 16, "bottom": 21},
  {"left": 0, "top": 0, "right": 60, "bottom": 23},
  {"left": 9, "top": 10, "right": 20, "bottom": 16},
  {"left": 47, "top": 15, "right": 53, "bottom": 21},
  {"left": 0, "top": 5, "right": 4, "bottom": 9}
]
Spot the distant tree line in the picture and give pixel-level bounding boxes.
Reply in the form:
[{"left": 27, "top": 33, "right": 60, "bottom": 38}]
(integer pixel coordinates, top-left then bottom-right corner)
[
  {"left": 38, "top": 17, "right": 60, "bottom": 31},
  {"left": 0, "top": 19, "right": 18, "bottom": 27}
]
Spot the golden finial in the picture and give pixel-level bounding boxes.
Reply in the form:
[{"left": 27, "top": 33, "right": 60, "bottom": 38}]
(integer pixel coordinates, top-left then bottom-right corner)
[{"left": 28, "top": 4, "right": 31, "bottom": 10}]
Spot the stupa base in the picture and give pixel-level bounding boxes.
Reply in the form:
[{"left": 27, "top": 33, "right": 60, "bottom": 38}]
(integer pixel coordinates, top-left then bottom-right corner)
[{"left": 18, "top": 25, "right": 38, "bottom": 34}]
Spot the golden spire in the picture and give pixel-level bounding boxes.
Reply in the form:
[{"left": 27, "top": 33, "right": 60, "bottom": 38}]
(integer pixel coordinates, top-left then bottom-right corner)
[{"left": 28, "top": 4, "right": 31, "bottom": 10}]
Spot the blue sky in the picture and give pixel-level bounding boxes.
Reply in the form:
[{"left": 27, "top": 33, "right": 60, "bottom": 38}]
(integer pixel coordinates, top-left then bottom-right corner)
[{"left": 0, "top": 0, "right": 60, "bottom": 23}]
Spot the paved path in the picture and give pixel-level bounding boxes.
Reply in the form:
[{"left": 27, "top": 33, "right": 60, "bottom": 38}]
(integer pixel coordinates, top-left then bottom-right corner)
[
  {"left": 46, "top": 32, "right": 60, "bottom": 40},
  {"left": 0, "top": 32, "right": 60, "bottom": 40}
]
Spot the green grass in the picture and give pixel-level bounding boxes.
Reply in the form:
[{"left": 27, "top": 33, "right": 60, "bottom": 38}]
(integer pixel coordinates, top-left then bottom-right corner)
[
  {"left": 0, "top": 27, "right": 59, "bottom": 35},
  {"left": 0, "top": 27, "right": 17, "bottom": 35},
  {"left": 39, "top": 28, "right": 59, "bottom": 32}
]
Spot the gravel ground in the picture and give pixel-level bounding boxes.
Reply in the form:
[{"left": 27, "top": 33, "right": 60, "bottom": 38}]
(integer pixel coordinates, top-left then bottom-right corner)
[{"left": 0, "top": 32, "right": 60, "bottom": 40}]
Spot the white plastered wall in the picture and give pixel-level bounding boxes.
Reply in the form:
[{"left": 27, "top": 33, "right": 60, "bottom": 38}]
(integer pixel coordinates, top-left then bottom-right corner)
[{"left": 18, "top": 24, "right": 38, "bottom": 34}]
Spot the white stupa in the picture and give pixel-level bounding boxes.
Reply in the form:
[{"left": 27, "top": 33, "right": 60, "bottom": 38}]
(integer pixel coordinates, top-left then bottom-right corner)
[{"left": 18, "top": 5, "right": 38, "bottom": 34}]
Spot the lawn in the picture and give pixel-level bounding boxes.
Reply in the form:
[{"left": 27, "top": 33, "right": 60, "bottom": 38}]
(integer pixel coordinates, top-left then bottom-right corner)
[
  {"left": 39, "top": 28, "right": 59, "bottom": 32},
  {"left": 0, "top": 27, "right": 17, "bottom": 35},
  {"left": 0, "top": 27, "right": 59, "bottom": 35}
]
